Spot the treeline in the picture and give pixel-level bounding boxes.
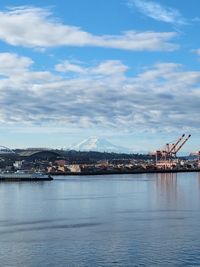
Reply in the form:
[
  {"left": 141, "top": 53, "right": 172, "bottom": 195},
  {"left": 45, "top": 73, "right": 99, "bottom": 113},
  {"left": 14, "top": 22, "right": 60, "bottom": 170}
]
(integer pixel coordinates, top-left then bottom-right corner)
[{"left": 57, "top": 150, "right": 151, "bottom": 164}]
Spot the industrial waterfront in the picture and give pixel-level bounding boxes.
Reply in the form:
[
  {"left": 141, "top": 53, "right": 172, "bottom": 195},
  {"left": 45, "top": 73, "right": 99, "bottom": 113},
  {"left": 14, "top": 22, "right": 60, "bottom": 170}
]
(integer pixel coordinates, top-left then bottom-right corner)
[
  {"left": 0, "top": 133, "right": 200, "bottom": 178},
  {"left": 1, "top": 172, "right": 200, "bottom": 266}
]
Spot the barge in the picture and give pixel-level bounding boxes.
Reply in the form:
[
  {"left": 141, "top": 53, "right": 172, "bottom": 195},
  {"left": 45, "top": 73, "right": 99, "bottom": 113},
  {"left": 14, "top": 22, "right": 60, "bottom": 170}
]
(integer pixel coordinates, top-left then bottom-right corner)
[{"left": 0, "top": 172, "right": 53, "bottom": 181}]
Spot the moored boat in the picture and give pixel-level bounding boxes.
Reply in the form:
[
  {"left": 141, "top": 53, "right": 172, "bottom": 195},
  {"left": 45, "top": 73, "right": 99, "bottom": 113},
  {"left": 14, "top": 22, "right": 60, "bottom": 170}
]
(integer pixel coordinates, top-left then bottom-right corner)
[{"left": 0, "top": 171, "right": 53, "bottom": 181}]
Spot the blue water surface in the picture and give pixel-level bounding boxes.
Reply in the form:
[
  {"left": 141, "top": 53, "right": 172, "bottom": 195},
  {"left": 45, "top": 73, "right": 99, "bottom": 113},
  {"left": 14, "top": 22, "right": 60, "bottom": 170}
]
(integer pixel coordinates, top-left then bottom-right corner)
[{"left": 1, "top": 173, "right": 200, "bottom": 267}]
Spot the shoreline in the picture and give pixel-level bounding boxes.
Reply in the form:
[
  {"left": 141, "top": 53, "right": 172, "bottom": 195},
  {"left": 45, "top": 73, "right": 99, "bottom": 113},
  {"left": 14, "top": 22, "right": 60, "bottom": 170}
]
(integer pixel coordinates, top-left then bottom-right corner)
[{"left": 50, "top": 169, "right": 200, "bottom": 176}]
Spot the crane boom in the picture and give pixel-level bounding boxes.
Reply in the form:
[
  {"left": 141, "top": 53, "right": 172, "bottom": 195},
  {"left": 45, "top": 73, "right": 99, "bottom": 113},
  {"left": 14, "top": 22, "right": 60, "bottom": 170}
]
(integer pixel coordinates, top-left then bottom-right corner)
[
  {"left": 169, "top": 134, "right": 185, "bottom": 153},
  {"left": 175, "top": 134, "right": 191, "bottom": 154}
]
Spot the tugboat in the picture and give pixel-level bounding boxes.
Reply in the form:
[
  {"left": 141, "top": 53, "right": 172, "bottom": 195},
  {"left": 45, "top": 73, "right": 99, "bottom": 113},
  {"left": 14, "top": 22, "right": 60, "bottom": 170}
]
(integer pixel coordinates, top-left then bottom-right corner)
[{"left": 0, "top": 171, "right": 53, "bottom": 181}]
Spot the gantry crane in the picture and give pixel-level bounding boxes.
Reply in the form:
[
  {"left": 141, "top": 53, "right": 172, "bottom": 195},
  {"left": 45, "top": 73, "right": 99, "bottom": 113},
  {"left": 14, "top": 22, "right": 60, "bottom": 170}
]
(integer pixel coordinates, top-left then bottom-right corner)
[
  {"left": 150, "top": 134, "right": 191, "bottom": 169},
  {"left": 168, "top": 134, "right": 185, "bottom": 156},
  {"left": 173, "top": 134, "right": 191, "bottom": 157}
]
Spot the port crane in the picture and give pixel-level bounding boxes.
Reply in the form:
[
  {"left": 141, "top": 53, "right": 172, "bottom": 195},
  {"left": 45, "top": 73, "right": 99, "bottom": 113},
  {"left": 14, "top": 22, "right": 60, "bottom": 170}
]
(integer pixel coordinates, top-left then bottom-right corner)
[
  {"left": 167, "top": 134, "right": 185, "bottom": 156},
  {"left": 175, "top": 134, "right": 191, "bottom": 157},
  {"left": 150, "top": 134, "right": 191, "bottom": 169}
]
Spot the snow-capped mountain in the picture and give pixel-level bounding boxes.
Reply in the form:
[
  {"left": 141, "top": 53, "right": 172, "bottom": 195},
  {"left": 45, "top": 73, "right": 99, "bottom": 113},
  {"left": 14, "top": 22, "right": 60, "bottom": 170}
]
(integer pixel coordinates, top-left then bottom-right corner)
[{"left": 68, "top": 137, "right": 131, "bottom": 153}]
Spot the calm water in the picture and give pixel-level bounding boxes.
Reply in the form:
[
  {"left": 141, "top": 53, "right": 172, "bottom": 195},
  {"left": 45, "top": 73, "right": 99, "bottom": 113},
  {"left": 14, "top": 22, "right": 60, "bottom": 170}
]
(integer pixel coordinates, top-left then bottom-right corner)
[{"left": 1, "top": 173, "right": 200, "bottom": 267}]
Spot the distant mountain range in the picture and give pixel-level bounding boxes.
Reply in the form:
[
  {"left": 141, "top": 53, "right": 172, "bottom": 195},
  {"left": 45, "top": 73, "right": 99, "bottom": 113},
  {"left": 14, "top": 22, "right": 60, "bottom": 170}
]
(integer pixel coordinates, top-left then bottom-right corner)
[{"left": 67, "top": 137, "right": 132, "bottom": 154}]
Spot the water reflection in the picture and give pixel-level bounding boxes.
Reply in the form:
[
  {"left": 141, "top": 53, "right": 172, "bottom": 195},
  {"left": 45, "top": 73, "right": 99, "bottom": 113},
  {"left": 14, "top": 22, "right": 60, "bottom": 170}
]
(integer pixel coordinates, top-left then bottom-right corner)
[
  {"left": 156, "top": 173, "right": 178, "bottom": 206},
  {"left": 154, "top": 172, "right": 200, "bottom": 210},
  {"left": 198, "top": 172, "right": 200, "bottom": 188}
]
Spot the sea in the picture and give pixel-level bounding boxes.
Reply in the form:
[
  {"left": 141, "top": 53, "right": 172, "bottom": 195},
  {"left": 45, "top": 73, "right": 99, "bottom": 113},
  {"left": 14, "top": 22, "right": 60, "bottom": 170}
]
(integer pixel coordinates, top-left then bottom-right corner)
[{"left": 1, "top": 172, "right": 200, "bottom": 267}]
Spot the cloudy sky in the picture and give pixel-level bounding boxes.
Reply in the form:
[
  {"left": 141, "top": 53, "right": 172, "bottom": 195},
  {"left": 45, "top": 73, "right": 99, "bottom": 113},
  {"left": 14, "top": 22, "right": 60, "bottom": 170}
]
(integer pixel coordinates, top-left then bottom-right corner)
[{"left": 0, "top": 0, "right": 199, "bottom": 152}]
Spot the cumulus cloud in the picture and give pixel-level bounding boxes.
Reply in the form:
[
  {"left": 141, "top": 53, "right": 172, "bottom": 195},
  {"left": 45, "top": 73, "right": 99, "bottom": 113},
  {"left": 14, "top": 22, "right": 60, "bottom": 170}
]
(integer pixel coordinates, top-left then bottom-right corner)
[
  {"left": 92, "top": 60, "right": 128, "bottom": 76},
  {"left": 128, "top": 0, "right": 187, "bottom": 25},
  {"left": 0, "top": 53, "right": 33, "bottom": 76},
  {"left": 55, "top": 61, "right": 86, "bottom": 74},
  {"left": 55, "top": 60, "right": 128, "bottom": 77},
  {"left": 1, "top": 53, "right": 200, "bottom": 133},
  {"left": 0, "top": 6, "right": 178, "bottom": 51}
]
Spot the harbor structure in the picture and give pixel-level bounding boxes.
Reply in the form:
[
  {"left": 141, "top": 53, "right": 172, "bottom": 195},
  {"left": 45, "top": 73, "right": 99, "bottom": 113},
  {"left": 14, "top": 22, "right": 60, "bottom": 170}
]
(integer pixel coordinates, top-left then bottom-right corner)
[{"left": 150, "top": 134, "right": 191, "bottom": 169}]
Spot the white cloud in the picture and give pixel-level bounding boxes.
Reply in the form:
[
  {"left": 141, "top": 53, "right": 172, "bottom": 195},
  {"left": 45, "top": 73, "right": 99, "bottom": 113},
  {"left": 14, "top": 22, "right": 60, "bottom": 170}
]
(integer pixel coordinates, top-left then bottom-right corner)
[
  {"left": 92, "top": 60, "right": 128, "bottom": 76},
  {"left": 0, "top": 6, "right": 178, "bottom": 51},
  {"left": 55, "top": 61, "right": 86, "bottom": 74},
  {"left": 128, "top": 0, "right": 187, "bottom": 25},
  {"left": 0, "top": 52, "right": 33, "bottom": 76},
  {"left": 1, "top": 52, "right": 200, "bottom": 133},
  {"left": 55, "top": 60, "right": 128, "bottom": 77}
]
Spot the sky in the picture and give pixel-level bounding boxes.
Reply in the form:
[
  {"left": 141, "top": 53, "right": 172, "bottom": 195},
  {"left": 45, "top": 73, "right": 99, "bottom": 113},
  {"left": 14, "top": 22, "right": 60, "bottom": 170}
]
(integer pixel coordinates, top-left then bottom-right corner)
[{"left": 0, "top": 0, "right": 200, "bottom": 152}]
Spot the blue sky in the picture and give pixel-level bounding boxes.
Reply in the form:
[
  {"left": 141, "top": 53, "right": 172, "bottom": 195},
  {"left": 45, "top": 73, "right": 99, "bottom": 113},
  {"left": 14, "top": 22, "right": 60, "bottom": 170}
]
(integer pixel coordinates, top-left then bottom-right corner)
[{"left": 0, "top": 0, "right": 199, "bottom": 152}]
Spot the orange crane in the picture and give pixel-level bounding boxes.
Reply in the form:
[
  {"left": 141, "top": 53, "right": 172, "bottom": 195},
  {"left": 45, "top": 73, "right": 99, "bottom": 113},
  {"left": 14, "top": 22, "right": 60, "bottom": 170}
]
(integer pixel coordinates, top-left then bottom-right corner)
[
  {"left": 168, "top": 134, "right": 185, "bottom": 155},
  {"left": 173, "top": 134, "right": 191, "bottom": 157},
  {"left": 151, "top": 134, "right": 191, "bottom": 169}
]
